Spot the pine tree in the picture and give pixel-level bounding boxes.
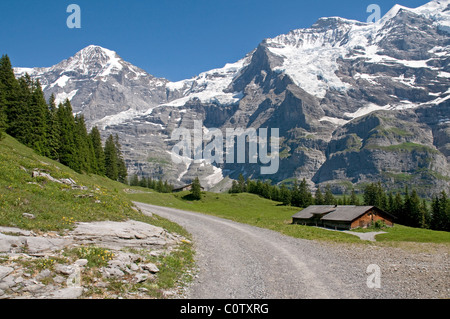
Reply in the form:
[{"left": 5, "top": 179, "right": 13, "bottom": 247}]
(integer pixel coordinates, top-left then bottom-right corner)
[
  {"left": 324, "top": 184, "right": 336, "bottom": 205},
  {"left": 130, "top": 174, "right": 139, "bottom": 186},
  {"left": 431, "top": 191, "right": 450, "bottom": 231},
  {"left": 163, "top": 180, "right": 172, "bottom": 193},
  {"left": 387, "top": 191, "right": 394, "bottom": 213},
  {"left": 191, "top": 177, "right": 202, "bottom": 200},
  {"left": 148, "top": 177, "right": 155, "bottom": 190},
  {"left": 408, "top": 189, "right": 422, "bottom": 228},
  {"left": 0, "top": 55, "right": 20, "bottom": 136},
  {"left": 315, "top": 186, "right": 324, "bottom": 205},
  {"left": 255, "top": 180, "right": 263, "bottom": 196},
  {"left": 46, "top": 94, "right": 61, "bottom": 160},
  {"left": 7, "top": 74, "right": 32, "bottom": 145},
  {"left": 57, "top": 99, "right": 77, "bottom": 169},
  {"left": 262, "top": 181, "right": 272, "bottom": 199},
  {"left": 431, "top": 195, "right": 441, "bottom": 230},
  {"left": 230, "top": 180, "right": 240, "bottom": 193},
  {"left": 0, "top": 58, "right": 7, "bottom": 139},
  {"left": 28, "top": 80, "right": 50, "bottom": 156},
  {"left": 392, "top": 192, "right": 404, "bottom": 222},
  {"left": 420, "top": 199, "right": 431, "bottom": 229},
  {"left": 72, "top": 114, "right": 96, "bottom": 173},
  {"left": 376, "top": 182, "right": 387, "bottom": 210},
  {"left": 89, "top": 126, "right": 105, "bottom": 175},
  {"left": 270, "top": 185, "right": 280, "bottom": 202},
  {"left": 238, "top": 173, "right": 246, "bottom": 193},
  {"left": 350, "top": 188, "right": 360, "bottom": 206},
  {"left": 0, "top": 89, "right": 6, "bottom": 140},
  {"left": 104, "top": 134, "right": 119, "bottom": 181},
  {"left": 246, "top": 178, "right": 256, "bottom": 194},
  {"left": 114, "top": 134, "right": 127, "bottom": 183},
  {"left": 363, "top": 182, "right": 387, "bottom": 210},
  {"left": 364, "top": 183, "right": 377, "bottom": 206},
  {"left": 291, "top": 180, "right": 300, "bottom": 207},
  {"left": 342, "top": 194, "right": 348, "bottom": 205},
  {"left": 298, "top": 178, "right": 313, "bottom": 208},
  {"left": 139, "top": 176, "right": 148, "bottom": 188},
  {"left": 402, "top": 186, "right": 412, "bottom": 226},
  {"left": 279, "top": 183, "right": 291, "bottom": 206},
  {"left": 156, "top": 179, "right": 164, "bottom": 192}
]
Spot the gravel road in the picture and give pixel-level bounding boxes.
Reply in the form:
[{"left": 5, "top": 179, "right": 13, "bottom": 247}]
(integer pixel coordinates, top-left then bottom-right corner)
[{"left": 134, "top": 202, "right": 449, "bottom": 299}]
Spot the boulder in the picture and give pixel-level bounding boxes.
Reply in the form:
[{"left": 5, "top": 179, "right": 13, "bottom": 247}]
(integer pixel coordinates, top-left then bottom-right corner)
[
  {"left": 69, "top": 220, "right": 179, "bottom": 250},
  {"left": 142, "top": 263, "right": 159, "bottom": 274},
  {"left": 0, "top": 266, "right": 14, "bottom": 281},
  {"left": 48, "top": 287, "right": 83, "bottom": 299}
]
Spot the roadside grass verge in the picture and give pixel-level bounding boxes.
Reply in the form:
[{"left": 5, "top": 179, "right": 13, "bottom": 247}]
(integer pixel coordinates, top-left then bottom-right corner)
[{"left": 375, "top": 224, "right": 450, "bottom": 243}]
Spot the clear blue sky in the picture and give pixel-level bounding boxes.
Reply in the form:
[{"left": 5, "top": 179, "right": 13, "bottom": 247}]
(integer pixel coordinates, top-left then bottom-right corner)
[{"left": 0, "top": 0, "right": 430, "bottom": 81}]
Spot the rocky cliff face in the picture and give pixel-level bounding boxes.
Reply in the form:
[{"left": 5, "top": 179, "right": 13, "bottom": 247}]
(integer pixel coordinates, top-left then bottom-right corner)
[{"left": 15, "top": 0, "right": 450, "bottom": 196}]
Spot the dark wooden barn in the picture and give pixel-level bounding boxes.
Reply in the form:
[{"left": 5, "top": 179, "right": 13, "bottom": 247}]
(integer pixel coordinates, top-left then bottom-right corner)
[{"left": 292, "top": 205, "right": 395, "bottom": 230}]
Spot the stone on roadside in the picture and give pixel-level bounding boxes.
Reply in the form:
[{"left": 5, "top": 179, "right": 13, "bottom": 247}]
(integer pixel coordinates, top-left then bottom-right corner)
[
  {"left": 0, "top": 266, "right": 14, "bottom": 281},
  {"left": 102, "top": 267, "right": 125, "bottom": 278},
  {"left": 134, "top": 273, "right": 148, "bottom": 283},
  {"left": 48, "top": 287, "right": 83, "bottom": 299},
  {"left": 55, "top": 264, "right": 76, "bottom": 275},
  {"left": 0, "top": 275, "right": 16, "bottom": 290},
  {"left": 74, "top": 259, "right": 88, "bottom": 267},
  {"left": 142, "top": 263, "right": 159, "bottom": 273},
  {"left": 35, "top": 269, "right": 52, "bottom": 281}
]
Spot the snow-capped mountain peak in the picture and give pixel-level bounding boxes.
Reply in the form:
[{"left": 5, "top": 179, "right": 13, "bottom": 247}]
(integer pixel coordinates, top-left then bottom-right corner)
[
  {"left": 14, "top": 44, "right": 168, "bottom": 121},
  {"left": 56, "top": 45, "right": 123, "bottom": 78},
  {"left": 380, "top": 0, "right": 450, "bottom": 30}
]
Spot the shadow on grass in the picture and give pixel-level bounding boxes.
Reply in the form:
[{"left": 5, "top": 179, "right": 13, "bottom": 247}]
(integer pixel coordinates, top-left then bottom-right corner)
[{"left": 181, "top": 193, "right": 201, "bottom": 201}]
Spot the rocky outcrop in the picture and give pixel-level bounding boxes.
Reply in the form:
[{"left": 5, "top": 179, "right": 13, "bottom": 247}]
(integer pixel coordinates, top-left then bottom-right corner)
[{"left": 0, "top": 220, "right": 186, "bottom": 299}]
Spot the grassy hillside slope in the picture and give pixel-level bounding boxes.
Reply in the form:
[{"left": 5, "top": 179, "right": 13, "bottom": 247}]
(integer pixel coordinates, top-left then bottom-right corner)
[{"left": 0, "top": 133, "right": 188, "bottom": 236}]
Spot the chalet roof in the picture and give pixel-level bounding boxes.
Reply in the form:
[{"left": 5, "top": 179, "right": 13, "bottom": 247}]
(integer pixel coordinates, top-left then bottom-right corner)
[
  {"left": 292, "top": 205, "right": 384, "bottom": 222},
  {"left": 321, "top": 206, "right": 374, "bottom": 222},
  {"left": 292, "top": 205, "right": 337, "bottom": 219}
]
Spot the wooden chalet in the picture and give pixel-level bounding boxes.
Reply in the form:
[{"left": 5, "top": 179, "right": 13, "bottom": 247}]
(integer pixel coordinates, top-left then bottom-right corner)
[{"left": 292, "top": 205, "right": 395, "bottom": 230}]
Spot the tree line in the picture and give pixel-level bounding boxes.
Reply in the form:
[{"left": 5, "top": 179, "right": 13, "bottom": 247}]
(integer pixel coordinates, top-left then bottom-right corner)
[
  {"left": 0, "top": 54, "right": 127, "bottom": 182},
  {"left": 230, "top": 174, "right": 449, "bottom": 231},
  {"left": 363, "top": 182, "right": 449, "bottom": 231},
  {"left": 129, "top": 174, "right": 174, "bottom": 193},
  {"left": 230, "top": 174, "right": 359, "bottom": 207}
]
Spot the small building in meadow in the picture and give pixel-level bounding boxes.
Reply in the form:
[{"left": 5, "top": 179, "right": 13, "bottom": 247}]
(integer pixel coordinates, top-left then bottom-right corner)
[{"left": 292, "top": 205, "right": 395, "bottom": 230}]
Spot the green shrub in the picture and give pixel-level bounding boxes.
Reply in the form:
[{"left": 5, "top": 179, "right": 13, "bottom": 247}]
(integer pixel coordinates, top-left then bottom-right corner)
[{"left": 75, "top": 246, "right": 115, "bottom": 267}]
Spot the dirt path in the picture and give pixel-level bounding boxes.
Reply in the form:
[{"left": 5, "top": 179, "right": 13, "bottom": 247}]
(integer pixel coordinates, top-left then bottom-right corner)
[{"left": 134, "top": 202, "right": 449, "bottom": 299}]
